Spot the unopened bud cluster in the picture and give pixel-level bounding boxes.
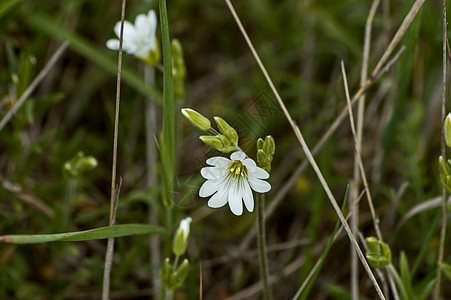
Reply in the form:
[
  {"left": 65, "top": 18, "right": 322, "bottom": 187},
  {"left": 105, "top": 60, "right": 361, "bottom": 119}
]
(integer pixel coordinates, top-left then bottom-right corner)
[
  {"left": 365, "top": 237, "right": 392, "bottom": 268},
  {"left": 181, "top": 108, "right": 239, "bottom": 153},
  {"left": 63, "top": 151, "right": 98, "bottom": 178},
  {"left": 161, "top": 217, "right": 192, "bottom": 291},
  {"left": 440, "top": 114, "right": 451, "bottom": 192},
  {"left": 257, "top": 136, "right": 275, "bottom": 172}
]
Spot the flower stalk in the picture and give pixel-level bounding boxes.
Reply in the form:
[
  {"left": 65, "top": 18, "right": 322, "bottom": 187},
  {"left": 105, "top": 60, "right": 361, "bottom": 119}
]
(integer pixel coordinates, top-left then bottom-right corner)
[{"left": 257, "top": 193, "right": 272, "bottom": 300}]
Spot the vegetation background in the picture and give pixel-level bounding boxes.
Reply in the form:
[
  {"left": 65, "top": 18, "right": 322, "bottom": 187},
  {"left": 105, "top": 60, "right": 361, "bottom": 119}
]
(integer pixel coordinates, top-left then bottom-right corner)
[{"left": 0, "top": 0, "right": 450, "bottom": 299}]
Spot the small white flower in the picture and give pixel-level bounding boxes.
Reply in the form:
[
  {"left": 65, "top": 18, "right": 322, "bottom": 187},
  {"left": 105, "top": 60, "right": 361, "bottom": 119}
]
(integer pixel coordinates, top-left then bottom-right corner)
[
  {"left": 178, "top": 217, "right": 192, "bottom": 241},
  {"left": 173, "top": 217, "right": 192, "bottom": 256},
  {"left": 106, "top": 10, "right": 158, "bottom": 62},
  {"left": 199, "top": 151, "right": 271, "bottom": 216}
]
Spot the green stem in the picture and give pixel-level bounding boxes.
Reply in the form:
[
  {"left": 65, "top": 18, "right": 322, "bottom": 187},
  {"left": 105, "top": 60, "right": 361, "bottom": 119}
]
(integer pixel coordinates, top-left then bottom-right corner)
[
  {"left": 386, "top": 263, "right": 408, "bottom": 300},
  {"left": 256, "top": 193, "right": 272, "bottom": 300},
  {"left": 144, "top": 64, "right": 162, "bottom": 300},
  {"left": 162, "top": 287, "right": 174, "bottom": 300},
  {"left": 63, "top": 178, "right": 76, "bottom": 230}
]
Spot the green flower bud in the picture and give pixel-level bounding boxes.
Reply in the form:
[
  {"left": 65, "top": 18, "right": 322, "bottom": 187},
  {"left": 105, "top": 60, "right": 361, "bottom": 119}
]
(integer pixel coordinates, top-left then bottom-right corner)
[
  {"left": 257, "top": 149, "right": 266, "bottom": 166},
  {"left": 170, "top": 259, "right": 189, "bottom": 290},
  {"left": 181, "top": 108, "right": 211, "bottom": 131},
  {"left": 365, "top": 237, "right": 392, "bottom": 268},
  {"left": 200, "top": 135, "right": 237, "bottom": 153},
  {"left": 256, "top": 135, "right": 275, "bottom": 172},
  {"left": 160, "top": 257, "right": 173, "bottom": 289},
  {"left": 171, "top": 39, "right": 186, "bottom": 80},
  {"left": 439, "top": 156, "right": 451, "bottom": 192},
  {"left": 63, "top": 151, "right": 98, "bottom": 178},
  {"left": 172, "top": 39, "right": 186, "bottom": 99},
  {"left": 214, "top": 117, "right": 238, "bottom": 146},
  {"left": 445, "top": 113, "right": 451, "bottom": 148},
  {"left": 173, "top": 217, "right": 192, "bottom": 256},
  {"left": 263, "top": 136, "right": 275, "bottom": 155},
  {"left": 257, "top": 138, "right": 264, "bottom": 150},
  {"left": 200, "top": 135, "right": 226, "bottom": 150}
]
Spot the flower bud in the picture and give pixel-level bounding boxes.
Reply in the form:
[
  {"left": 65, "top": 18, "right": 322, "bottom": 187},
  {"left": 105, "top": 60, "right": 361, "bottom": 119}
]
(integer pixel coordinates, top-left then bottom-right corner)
[
  {"left": 160, "top": 257, "right": 173, "bottom": 289},
  {"left": 263, "top": 136, "right": 275, "bottom": 155},
  {"left": 439, "top": 156, "right": 451, "bottom": 192},
  {"left": 172, "top": 39, "right": 186, "bottom": 99},
  {"left": 63, "top": 151, "right": 98, "bottom": 178},
  {"left": 200, "top": 135, "right": 225, "bottom": 150},
  {"left": 214, "top": 116, "right": 238, "bottom": 146},
  {"left": 256, "top": 135, "right": 275, "bottom": 172},
  {"left": 181, "top": 108, "right": 211, "bottom": 131},
  {"left": 173, "top": 217, "right": 192, "bottom": 256},
  {"left": 171, "top": 39, "right": 186, "bottom": 80},
  {"left": 365, "top": 237, "right": 391, "bottom": 268},
  {"left": 170, "top": 259, "right": 189, "bottom": 290},
  {"left": 257, "top": 138, "right": 264, "bottom": 150}
]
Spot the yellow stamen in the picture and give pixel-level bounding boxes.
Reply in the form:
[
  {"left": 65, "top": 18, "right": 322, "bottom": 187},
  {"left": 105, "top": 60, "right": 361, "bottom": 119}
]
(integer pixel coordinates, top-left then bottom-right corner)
[{"left": 229, "top": 160, "right": 248, "bottom": 179}]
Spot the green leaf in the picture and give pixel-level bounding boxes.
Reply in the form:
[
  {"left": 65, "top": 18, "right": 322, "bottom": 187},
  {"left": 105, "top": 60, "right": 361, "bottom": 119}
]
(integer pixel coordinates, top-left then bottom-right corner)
[
  {"left": 159, "top": 0, "right": 176, "bottom": 208},
  {"left": 439, "top": 262, "right": 451, "bottom": 281},
  {"left": 400, "top": 252, "right": 414, "bottom": 299},
  {"left": 0, "top": 224, "right": 166, "bottom": 244}
]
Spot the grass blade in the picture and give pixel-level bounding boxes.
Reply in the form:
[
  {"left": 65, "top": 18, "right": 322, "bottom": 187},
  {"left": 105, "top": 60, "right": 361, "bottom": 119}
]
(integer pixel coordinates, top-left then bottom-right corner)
[
  {"left": 0, "top": 224, "right": 166, "bottom": 244},
  {"left": 159, "top": 0, "right": 176, "bottom": 210}
]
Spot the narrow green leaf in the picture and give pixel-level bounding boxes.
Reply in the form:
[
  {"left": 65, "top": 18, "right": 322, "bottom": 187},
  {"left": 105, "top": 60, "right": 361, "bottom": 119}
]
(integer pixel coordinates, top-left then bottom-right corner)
[
  {"left": 400, "top": 252, "right": 414, "bottom": 299},
  {"left": 159, "top": 0, "right": 176, "bottom": 208},
  {"left": 0, "top": 224, "right": 166, "bottom": 244},
  {"left": 439, "top": 262, "right": 451, "bottom": 281},
  {"left": 0, "top": 0, "right": 21, "bottom": 20},
  {"left": 24, "top": 12, "right": 162, "bottom": 104},
  {"left": 298, "top": 185, "right": 349, "bottom": 300}
]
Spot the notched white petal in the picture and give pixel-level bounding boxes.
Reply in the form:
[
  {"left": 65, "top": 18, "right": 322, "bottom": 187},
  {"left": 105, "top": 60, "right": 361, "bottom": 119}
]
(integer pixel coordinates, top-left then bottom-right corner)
[
  {"left": 243, "top": 158, "right": 257, "bottom": 172},
  {"left": 199, "top": 180, "right": 219, "bottom": 197},
  {"left": 249, "top": 178, "right": 271, "bottom": 193},
  {"left": 230, "top": 151, "right": 246, "bottom": 161},
  {"left": 242, "top": 181, "right": 254, "bottom": 212},
  {"left": 253, "top": 166, "right": 269, "bottom": 179},
  {"left": 207, "top": 190, "right": 228, "bottom": 208},
  {"left": 206, "top": 156, "right": 230, "bottom": 167},
  {"left": 228, "top": 187, "right": 243, "bottom": 216}
]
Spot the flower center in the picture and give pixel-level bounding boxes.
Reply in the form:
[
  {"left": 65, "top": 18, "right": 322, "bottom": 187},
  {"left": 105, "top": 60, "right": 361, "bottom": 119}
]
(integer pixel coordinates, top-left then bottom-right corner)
[{"left": 229, "top": 160, "right": 248, "bottom": 180}]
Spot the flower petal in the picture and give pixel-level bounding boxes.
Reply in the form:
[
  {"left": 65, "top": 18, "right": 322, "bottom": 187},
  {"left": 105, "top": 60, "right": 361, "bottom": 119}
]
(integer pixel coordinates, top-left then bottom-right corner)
[
  {"left": 206, "top": 156, "right": 230, "bottom": 167},
  {"left": 207, "top": 189, "right": 228, "bottom": 208},
  {"left": 242, "top": 180, "right": 254, "bottom": 212},
  {"left": 106, "top": 39, "right": 120, "bottom": 50},
  {"left": 135, "top": 13, "right": 150, "bottom": 35},
  {"left": 254, "top": 166, "right": 269, "bottom": 179},
  {"left": 243, "top": 158, "right": 257, "bottom": 172},
  {"left": 230, "top": 151, "right": 246, "bottom": 161},
  {"left": 228, "top": 185, "right": 243, "bottom": 216},
  {"left": 249, "top": 178, "right": 271, "bottom": 193},
  {"left": 200, "top": 166, "right": 224, "bottom": 180},
  {"left": 199, "top": 180, "right": 219, "bottom": 197},
  {"left": 112, "top": 21, "right": 139, "bottom": 53}
]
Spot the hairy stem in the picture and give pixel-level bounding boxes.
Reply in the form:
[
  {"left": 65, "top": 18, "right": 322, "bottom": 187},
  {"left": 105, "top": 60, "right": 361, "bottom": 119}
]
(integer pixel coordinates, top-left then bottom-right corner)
[{"left": 257, "top": 193, "right": 272, "bottom": 300}]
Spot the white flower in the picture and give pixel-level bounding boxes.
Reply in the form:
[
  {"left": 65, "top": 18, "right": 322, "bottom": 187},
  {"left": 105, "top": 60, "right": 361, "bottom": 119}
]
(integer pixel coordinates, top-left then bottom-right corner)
[
  {"left": 178, "top": 217, "right": 192, "bottom": 241},
  {"left": 199, "top": 151, "right": 271, "bottom": 216},
  {"left": 173, "top": 217, "right": 192, "bottom": 256},
  {"left": 106, "top": 10, "right": 158, "bottom": 62}
]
